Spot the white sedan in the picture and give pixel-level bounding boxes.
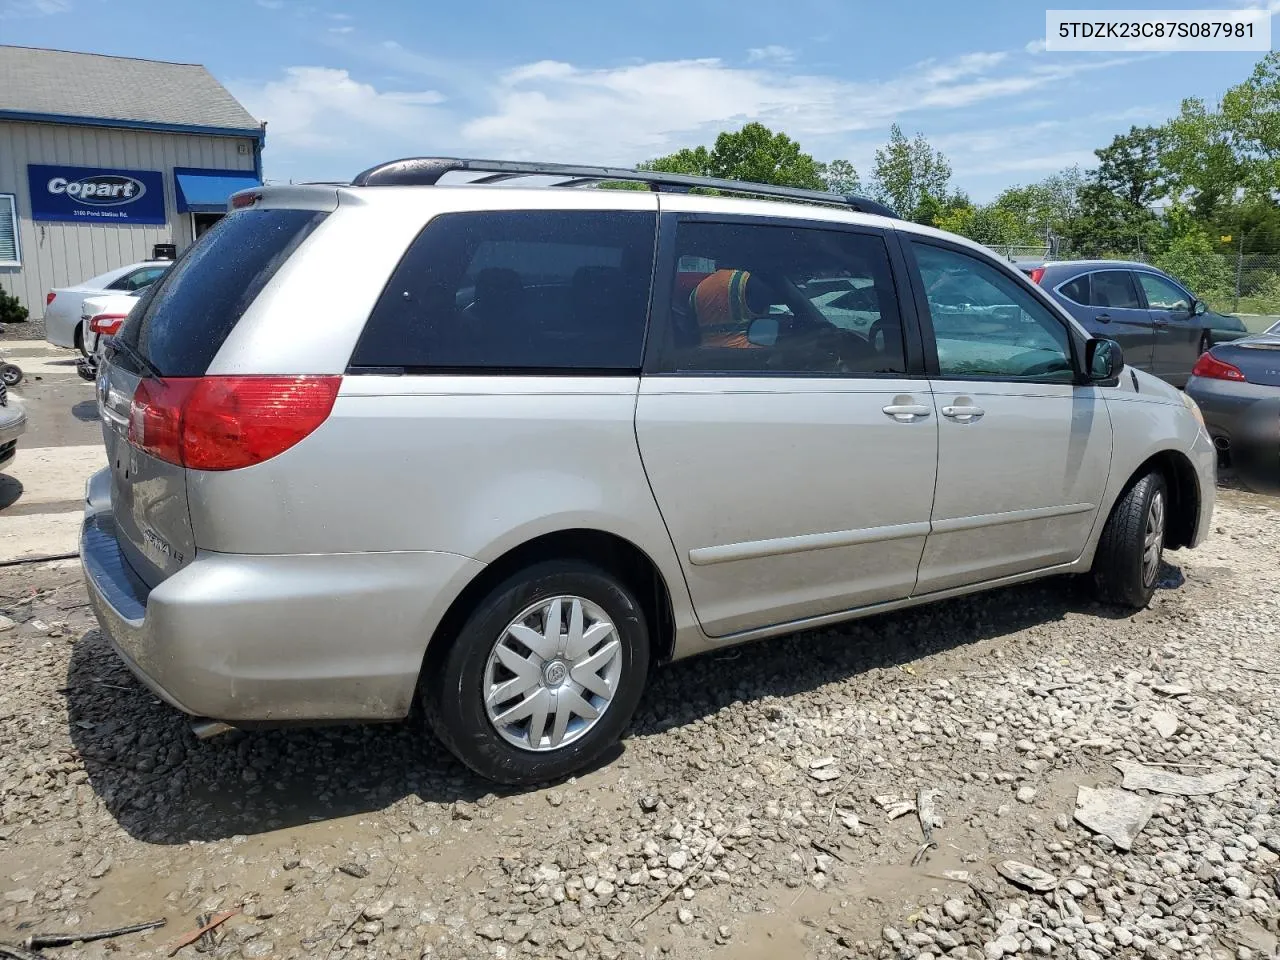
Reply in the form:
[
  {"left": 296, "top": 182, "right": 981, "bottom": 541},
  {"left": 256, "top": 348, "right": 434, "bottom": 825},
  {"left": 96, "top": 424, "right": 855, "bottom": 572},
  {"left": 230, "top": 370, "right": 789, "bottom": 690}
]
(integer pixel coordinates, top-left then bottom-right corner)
[
  {"left": 75, "top": 293, "right": 141, "bottom": 380},
  {"left": 43, "top": 261, "right": 169, "bottom": 350}
]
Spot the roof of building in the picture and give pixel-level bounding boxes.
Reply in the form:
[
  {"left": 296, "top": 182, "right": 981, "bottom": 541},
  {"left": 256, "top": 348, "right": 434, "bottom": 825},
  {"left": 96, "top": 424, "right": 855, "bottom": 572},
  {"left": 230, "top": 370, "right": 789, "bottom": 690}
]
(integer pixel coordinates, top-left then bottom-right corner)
[{"left": 0, "top": 45, "right": 260, "bottom": 136}]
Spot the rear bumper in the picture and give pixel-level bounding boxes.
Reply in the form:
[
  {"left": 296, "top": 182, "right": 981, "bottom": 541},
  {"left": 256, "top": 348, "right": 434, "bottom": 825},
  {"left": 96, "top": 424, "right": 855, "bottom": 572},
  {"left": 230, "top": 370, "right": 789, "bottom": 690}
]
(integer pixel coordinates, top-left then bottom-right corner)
[
  {"left": 0, "top": 408, "right": 27, "bottom": 469},
  {"left": 80, "top": 469, "right": 485, "bottom": 723},
  {"left": 1186, "top": 376, "right": 1278, "bottom": 448}
]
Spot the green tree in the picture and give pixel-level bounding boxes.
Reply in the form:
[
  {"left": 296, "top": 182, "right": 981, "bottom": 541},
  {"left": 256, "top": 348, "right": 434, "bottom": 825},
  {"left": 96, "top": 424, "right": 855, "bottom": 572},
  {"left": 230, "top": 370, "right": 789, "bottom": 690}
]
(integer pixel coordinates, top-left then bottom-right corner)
[
  {"left": 989, "top": 166, "right": 1086, "bottom": 244},
  {"left": 816, "top": 158, "right": 861, "bottom": 195},
  {"left": 705, "top": 122, "right": 824, "bottom": 188},
  {"left": 1062, "top": 128, "right": 1166, "bottom": 256},
  {"left": 1161, "top": 100, "right": 1245, "bottom": 218},
  {"left": 1221, "top": 52, "right": 1280, "bottom": 193},
  {"left": 1150, "top": 205, "right": 1235, "bottom": 302},
  {"left": 1094, "top": 126, "right": 1166, "bottom": 207},
  {"left": 629, "top": 122, "right": 825, "bottom": 194},
  {"left": 870, "top": 124, "right": 952, "bottom": 221}
]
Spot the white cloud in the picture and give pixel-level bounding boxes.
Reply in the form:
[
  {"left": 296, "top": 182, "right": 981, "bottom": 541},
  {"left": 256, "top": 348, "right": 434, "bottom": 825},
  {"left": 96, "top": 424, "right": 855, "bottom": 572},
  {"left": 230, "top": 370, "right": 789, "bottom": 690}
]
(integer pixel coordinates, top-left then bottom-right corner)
[
  {"left": 327, "top": 11, "right": 352, "bottom": 18},
  {"left": 459, "top": 50, "right": 1129, "bottom": 163},
  {"left": 237, "top": 43, "right": 1142, "bottom": 186},
  {"left": 232, "top": 67, "right": 445, "bottom": 154},
  {"left": 328, "top": 25, "right": 352, "bottom": 33},
  {"left": 747, "top": 45, "right": 794, "bottom": 63},
  {"left": 1024, "top": 38, "right": 1047, "bottom": 54},
  {"left": 0, "top": 0, "right": 69, "bottom": 17},
  {"left": 256, "top": 0, "right": 284, "bottom": 7}
]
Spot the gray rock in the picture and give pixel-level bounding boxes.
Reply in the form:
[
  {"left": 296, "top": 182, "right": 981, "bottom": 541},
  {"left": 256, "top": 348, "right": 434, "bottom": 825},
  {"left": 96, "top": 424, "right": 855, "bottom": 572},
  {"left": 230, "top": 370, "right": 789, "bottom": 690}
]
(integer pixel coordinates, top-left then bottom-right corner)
[
  {"left": 996, "top": 860, "right": 1057, "bottom": 892},
  {"left": 943, "top": 900, "right": 970, "bottom": 924},
  {"left": 677, "top": 907, "right": 694, "bottom": 925}
]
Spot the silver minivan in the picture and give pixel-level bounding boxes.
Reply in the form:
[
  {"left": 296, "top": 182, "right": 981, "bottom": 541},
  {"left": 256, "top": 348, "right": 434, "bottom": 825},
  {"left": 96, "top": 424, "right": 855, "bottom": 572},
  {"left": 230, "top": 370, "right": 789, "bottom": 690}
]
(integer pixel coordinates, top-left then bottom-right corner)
[{"left": 82, "top": 158, "right": 1216, "bottom": 784}]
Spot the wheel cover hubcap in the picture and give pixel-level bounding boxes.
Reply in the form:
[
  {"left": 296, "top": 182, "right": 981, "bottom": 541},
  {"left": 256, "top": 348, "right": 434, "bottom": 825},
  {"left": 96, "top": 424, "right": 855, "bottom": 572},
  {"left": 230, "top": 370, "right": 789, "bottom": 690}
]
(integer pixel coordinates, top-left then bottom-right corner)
[
  {"left": 1143, "top": 491, "right": 1165, "bottom": 586},
  {"left": 483, "top": 595, "right": 623, "bottom": 752}
]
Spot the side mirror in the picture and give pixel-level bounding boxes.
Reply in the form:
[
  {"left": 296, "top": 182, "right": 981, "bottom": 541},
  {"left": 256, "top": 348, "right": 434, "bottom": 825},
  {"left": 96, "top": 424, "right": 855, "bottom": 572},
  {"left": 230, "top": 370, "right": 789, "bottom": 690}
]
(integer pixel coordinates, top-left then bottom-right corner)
[
  {"left": 746, "top": 316, "right": 779, "bottom": 347},
  {"left": 1192, "top": 300, "right": 1207, "bottom": 316},
  {"left": 1085, "top": 337, "right": 1123, "bottom": 381}
]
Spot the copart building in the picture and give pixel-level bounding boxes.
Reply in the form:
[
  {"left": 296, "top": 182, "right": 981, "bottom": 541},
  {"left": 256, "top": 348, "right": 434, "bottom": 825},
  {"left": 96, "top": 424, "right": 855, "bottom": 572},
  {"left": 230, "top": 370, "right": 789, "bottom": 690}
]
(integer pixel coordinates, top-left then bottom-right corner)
[{"left": 0, "top": 45, "right": 264, "bottom": 318}]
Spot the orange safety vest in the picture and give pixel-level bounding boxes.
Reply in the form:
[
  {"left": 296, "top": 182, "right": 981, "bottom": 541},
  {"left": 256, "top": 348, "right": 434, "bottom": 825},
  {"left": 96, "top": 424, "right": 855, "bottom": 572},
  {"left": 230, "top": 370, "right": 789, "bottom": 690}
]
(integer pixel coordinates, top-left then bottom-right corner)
[{"left": 689, "top": 269, "right": 763, "bottom": 348}]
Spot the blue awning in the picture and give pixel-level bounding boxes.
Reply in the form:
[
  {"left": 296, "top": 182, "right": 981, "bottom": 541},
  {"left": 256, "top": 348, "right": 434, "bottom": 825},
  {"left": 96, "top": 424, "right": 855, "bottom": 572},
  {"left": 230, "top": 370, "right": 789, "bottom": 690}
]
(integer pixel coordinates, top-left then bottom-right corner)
[{"left": 174, "top": 169, "right": 261, "bottom": 214}]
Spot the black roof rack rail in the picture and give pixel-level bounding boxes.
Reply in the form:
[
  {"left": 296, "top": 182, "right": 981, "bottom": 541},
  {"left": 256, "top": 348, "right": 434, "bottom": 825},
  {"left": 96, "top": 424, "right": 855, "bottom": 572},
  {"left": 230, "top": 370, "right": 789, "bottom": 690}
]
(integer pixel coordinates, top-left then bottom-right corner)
[{"left": 349, "top": 157, "right": 899, "bottom": 218}]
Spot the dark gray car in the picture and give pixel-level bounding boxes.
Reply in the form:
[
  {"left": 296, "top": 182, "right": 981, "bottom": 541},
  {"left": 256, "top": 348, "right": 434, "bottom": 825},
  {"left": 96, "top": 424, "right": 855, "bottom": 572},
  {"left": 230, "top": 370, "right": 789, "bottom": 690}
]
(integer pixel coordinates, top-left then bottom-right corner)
[
  {"left": 1186, "top": 320, "right": 1280, "bottom": 491},
  {"left": 1024, "top": 261, "right": 1231, "bottom": 387}
]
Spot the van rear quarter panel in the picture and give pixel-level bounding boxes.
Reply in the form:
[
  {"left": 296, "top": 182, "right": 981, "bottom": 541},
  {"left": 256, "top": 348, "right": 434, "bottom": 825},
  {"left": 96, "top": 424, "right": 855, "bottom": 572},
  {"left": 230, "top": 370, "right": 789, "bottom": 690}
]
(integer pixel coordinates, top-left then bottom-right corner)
[{"left": 185, "top": 375, "right": 700, "bottom": 631}]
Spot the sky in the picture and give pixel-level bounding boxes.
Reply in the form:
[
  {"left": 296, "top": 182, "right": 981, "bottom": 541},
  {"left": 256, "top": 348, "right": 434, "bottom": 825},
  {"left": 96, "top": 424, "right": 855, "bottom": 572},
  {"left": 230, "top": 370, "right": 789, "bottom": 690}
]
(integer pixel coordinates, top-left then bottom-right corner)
[{"left": 1, "top": 0, "right": 1277, "bottom": 200}]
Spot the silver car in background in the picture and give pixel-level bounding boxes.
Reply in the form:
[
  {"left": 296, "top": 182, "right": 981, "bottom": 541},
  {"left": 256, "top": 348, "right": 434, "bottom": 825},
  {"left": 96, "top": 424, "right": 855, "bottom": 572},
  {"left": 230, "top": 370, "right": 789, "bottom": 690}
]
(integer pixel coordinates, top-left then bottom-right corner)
[
  {"left": 43, "top": 261, "right": 169, "bottom": 351},
  {"left": 81, "top": 159, "right": 1216, "bottom": 785}
]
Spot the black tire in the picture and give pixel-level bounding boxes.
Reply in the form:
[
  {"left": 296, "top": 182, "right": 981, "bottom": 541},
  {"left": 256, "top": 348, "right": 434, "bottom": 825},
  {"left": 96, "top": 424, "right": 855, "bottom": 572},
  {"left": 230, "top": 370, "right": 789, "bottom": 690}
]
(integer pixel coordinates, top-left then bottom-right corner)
[
  {"left": 1091, "top": 471, "right": 1168, "bottom": 609},
  {"left": 0, "top": 363, "right": 21, "bottom": 388},
  {"left": 422, "top": 559, "right": 650, "bottom": 785},
  {"left": 75, "top": 324, "right": 86, "bottom": 357},
  {"left": 1197, "top": 331, "right": 1211, "bottom": 356}
]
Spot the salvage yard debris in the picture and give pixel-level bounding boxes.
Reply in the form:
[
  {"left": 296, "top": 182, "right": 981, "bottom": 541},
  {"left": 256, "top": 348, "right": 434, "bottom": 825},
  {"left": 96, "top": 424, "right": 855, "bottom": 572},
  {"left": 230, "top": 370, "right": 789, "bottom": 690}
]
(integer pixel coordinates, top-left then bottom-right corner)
[
  {"left": 995, "top": 860, "right": 1058, "bottom": 893},
  {"left": 1114, "top": 759, "right": 1248, "bottom": 796},
  {"left": 1073, "top": 785, "right": 1159, "bottom": 850}
]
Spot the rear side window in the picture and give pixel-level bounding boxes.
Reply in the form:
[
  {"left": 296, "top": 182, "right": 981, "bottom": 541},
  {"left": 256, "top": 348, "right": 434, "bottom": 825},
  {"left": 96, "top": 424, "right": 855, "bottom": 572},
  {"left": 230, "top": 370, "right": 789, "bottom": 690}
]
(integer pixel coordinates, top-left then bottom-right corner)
[
  {"left": 108, "top": 265, "right": 168, "bottom": 292},
  {"left": 1058, "top": 274, "right": 1089, "bottom": 305},
  {"left": 117, "top": 208, "right": 326, "bottom": 376},
  {"left": 660, "top": 221, "right": 906, "bottom": 375},
  {"left": 351, "top": 211, "right": 657, "bottom": 372},
  {"left": 1089, "top": 270, "right": 1141, "bottom": 309}
]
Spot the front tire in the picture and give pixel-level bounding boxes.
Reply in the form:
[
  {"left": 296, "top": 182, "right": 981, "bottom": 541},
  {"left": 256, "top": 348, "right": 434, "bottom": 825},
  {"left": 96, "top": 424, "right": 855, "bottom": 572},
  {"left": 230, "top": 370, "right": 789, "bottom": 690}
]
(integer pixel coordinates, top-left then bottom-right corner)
[
  {"left": 422, "top": 559, "right": 650, "bottom": 785},
  {"left": 1091, "top": 472, "right": 1168, "bottom": 609}
]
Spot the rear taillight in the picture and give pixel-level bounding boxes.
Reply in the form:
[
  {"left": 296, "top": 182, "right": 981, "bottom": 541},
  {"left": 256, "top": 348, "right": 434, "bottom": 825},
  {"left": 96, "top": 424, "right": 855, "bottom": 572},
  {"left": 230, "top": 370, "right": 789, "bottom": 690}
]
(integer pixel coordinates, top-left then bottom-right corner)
[
  {"left": 127, "top": 375, "right": 341, "bottom": 471},
  {"left": 1191, "top": 353, "right": 1246, "bottom": 382},
  {"left": 231, "top": 192, "right": 260, "bottom": 209},
  {"left": 1029, "top": 267, "right": 1045, "bottom": 285},
  {"left": 46, "top": 292, "right": 56, "bottom": 306},
  {"left": 89, "top": 313, "right": 128, "bottom": 336}
]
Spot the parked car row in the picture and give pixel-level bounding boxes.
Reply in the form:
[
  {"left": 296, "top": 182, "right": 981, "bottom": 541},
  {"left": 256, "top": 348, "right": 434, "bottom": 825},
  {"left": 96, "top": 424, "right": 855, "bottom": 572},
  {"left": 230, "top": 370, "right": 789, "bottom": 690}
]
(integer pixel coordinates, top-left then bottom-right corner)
[
  {"left": 80, "top": 157, "right": 1216, "bottom": 786},
  {"left": 44, "top": 260, "right": 169, "bottom": 352},
  {"left": 1019, "top": 260, "right": 1248, "bottom": 387}
]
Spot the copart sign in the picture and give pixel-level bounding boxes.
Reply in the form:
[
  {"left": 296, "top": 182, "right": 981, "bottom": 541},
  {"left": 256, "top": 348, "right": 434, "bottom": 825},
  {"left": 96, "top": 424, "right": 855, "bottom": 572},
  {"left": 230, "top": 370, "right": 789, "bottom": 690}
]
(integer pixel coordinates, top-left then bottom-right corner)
[{"left": 28, "top": 164, "right": 166, "bottom": 224}]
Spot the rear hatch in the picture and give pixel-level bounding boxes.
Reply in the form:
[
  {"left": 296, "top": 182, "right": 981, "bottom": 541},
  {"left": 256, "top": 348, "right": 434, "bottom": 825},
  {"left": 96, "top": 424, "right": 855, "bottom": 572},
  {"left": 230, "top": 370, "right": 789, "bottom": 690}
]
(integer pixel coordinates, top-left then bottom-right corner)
[
  {"left": 1214, "top": 334, "right": 1280, "bottom": 387},
  {"left": 99, "top": 206, "right": 329, "bottom": 587}
]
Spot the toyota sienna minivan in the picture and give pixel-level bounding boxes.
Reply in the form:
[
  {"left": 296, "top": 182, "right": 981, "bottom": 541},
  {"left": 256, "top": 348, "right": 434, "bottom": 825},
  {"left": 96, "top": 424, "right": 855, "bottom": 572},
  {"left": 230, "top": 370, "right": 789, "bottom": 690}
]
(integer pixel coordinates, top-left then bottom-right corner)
[{"left": 82, "top": 158, "right": 1216, "bottom": 784}]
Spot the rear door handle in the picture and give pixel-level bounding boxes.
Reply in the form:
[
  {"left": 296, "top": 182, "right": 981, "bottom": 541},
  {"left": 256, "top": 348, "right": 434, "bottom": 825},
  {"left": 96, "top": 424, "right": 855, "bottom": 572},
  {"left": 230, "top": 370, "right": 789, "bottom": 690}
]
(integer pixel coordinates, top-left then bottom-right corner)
[
  {"left": 882, "top": 403, "right": 931, "bottom": 422},
  {"left": 1095, "top": 313, "right": 1111, "bottom": 323},
  {"left": 941, "top": 404, "right": 985, "bottom": 423}
]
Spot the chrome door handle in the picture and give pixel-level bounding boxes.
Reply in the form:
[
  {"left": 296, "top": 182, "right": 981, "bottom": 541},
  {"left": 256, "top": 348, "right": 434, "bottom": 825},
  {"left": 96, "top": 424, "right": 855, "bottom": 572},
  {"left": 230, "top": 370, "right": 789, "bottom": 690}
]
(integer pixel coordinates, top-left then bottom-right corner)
[
  {"left": 882, "top": 403, "right": 931, "bottom": 422},
  {"left": 941, "top": 404, "right": 985, "bottom": 423}
]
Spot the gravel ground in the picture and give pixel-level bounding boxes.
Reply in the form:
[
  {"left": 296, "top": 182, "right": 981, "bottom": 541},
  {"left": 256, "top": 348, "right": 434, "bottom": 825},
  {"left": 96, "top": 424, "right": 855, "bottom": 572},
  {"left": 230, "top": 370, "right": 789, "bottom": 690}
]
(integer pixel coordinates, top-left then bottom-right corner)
[
  {"left": 0, "top": 319, "right": 47, "bottom": 342},
  {"left": 1, "top": 490, "right": 1277, "bottom": 960}
]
